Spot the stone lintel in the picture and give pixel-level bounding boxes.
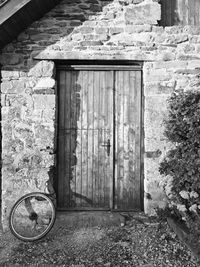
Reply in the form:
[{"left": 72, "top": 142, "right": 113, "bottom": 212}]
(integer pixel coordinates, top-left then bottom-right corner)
[{"left": 33, "top": 50, "right": 157, "bottom": 62}]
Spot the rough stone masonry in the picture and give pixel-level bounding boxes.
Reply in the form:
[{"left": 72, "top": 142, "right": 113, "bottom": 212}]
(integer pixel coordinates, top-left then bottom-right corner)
[{"left": 1, "top": 0, "right": 200, "bottom": 227}]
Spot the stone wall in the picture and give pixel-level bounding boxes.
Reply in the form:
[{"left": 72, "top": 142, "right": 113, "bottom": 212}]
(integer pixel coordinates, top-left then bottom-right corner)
[{"left": 1, "top": 0, "right": 200, "bottom": 227}]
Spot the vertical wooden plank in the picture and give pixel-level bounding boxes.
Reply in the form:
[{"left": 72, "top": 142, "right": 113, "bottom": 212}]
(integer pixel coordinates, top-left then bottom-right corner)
[
  {"left": 74, "top": 130, "right": 82, "bottom": 207},
  {"left": 63, "top": 71, "right": 72, "bottom": 207},
  {"left": 93, "top": 129, "right": 98, "bottom": 206},
  {"left": 115, "top": 70, "right": 118, "bottom": 209},
  {"left": 161, "top": 0, "right": 200, "bottom": 26},
  {"left": 81, "top": 71, "right": 89, "bottom": 206},
  {"left": 57, "top": 70, "right": 73, "bottom": 208},
  {"left": 101, "top": 71, "right": 113, "bottom": 207},
  {"left": 115, "top": 70, "right": 142, "bottom": 210},
  {"left": 193, "top": 0, "right": 200, "bottom": 26},
  {"left": 58, "top": 71, "right": 66, "bottom": 130},
  {"left": 188, "top": 0, "right": 194, "bottom": 25},
  {"left": 87, "top": 71, "right": 94, "bottom": 204},
  {"left": 185, "top": 0, "right": 189, "bottom": 25},
  {"left": 115, "top": 70, "right": 124, "bottom": 209},
  {"left": 160, "top": 0, "right": 172, "bottom": 26},
  {"left": 57, "top": 70, "right": 65, "bottom": 207},
  {"left": 161, "top": 0, "right": 166, "bottom": 26},
  {"left": 177, "top": 0, "right": 182, "bottom": 25},
  {"left": 194, "top": 0, "right": 198, "bottom": 26},
  {"left": 75, "top": 71, "right": 83, "bottom": 207},
  {"left": 73, "top": 69, "right": 114, "bottom": 208},
  {"left": 70, "top": 71, "right": 79, "bottom": 206},
  {"left": 168, "top": 0, "right": 172, "bottom": 26},
  {"left": 94, "top": 71, "right": 101, "bottom": 207},
  {"left": 106, "top": 71, "right": 114, "bottom": 208},
  {"left": 64, "top": 73, "right": 69, "bottom": 207},
  {"left": 133, "top": 71, "right": 142, "bottom": 209},
  {"left": 182, "top": 0, "right": 186, "bottom": 25},
  {"left": 128, "top": 71, "right": 136, "bottom": 208},
  {"left": 123, "top": 71, "right": 131, "bottom": 209},
  {"left": 99, "top": 71, "right": 106, "bottom": 206}
]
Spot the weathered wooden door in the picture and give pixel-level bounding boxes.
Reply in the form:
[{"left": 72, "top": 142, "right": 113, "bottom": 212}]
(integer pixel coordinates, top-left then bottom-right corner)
[{"left": 57, "top": 64, "right": 142, "bottom": 211}]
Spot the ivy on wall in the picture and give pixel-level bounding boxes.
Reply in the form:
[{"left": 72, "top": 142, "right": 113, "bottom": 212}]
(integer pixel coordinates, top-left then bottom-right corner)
[{"left": 159, "top": 90, "right": 200, "bottom": 237}]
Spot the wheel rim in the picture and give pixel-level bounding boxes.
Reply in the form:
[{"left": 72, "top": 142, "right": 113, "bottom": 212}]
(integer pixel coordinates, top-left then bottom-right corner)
[{"left": 10, "top": 193, "right": 55, "bottom": 241}]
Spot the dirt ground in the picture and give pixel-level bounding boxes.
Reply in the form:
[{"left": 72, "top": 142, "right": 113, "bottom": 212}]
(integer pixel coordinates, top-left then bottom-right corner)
[{"left": 0, "top": 217, "right": 199, "bottom": 267}]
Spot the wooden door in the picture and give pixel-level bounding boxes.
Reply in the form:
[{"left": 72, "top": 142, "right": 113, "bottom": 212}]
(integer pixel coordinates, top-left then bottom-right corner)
[
  {"left": 57, "top": 68, "right": 114, "bottom": 209},
  {"left": 114, "top": 70, "right": 142, "bottom": 210},
  {"left": 57, "top": 64, "right": 142, "bottom": 211}
]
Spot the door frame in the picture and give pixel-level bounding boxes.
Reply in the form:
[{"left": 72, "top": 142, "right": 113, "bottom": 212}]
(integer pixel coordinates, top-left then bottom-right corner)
[{"left": 55, "top": 60, "right": 144, "bottom": 212}]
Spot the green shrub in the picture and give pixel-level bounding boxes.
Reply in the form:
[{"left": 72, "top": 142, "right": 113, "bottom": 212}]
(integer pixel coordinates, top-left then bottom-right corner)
[{"left": 159, "top": 90, "right": 200, "bottom": 236}]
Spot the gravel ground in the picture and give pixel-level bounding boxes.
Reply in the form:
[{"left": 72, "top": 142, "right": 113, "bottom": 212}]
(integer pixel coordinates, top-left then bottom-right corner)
[{"left": 0, "top": 219, "right": 199, "bottom": 267}]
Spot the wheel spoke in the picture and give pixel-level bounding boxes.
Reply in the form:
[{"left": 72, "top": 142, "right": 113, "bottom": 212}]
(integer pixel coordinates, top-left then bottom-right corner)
[{"left": 9, "top": 193, "right": 56, "bottom": 241}]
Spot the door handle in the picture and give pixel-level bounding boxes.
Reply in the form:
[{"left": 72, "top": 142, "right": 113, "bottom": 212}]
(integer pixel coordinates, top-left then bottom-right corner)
[{"left": 101, "top": 139, "right": 111, "bottom": 156}]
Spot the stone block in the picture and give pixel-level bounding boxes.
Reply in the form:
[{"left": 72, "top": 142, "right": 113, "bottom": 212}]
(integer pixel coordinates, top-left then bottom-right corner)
[
  {"left": 164, "top": 26, "right": 183, "bottom": 34},
  {"left": 125, "top": 24, "right": 152, "bottom": 33},
  {"left": 176, "top": 53, "right": 200, "bottom": 61},
  {"left": 28, "top": 61, "right": 55, "bottom": 77},
  {"left": 143, "top": 68, "right": 171, "bottom": 82},
  {"left": 80, "top": 40, "right": 103, "bottom": 46},
  {"left": 67, "top": 14, "right": 86, "bottom": 21},
  {"left": 158, "top": 51, "right": 176, "bottom": 61},
  {"left": 144, "top": 95, "right": 168, "bottom": 139},
  {"left": 77, "top": 26, "right": 94, "bottom": 34},
  {"left": 144, "top": 198, "right": 166, "bottom": 215},
  {"left": 72, "top": 33, "right": 84, "bottom": 41},
  {"left": 110, "top": 27, "right": 124, "bottom": 35},
  {"left": 95, "top": 27, "right": 109, "bottom": 34},
  {"left": 27, "top": 108, "right": 55, "bottom": 123},
  {"left": 17, "top": 32, "right": 29, "bottom": 42},
  {"left": 152, "top": 26, "right": 164, "bottom": 33},
  {"left": 153, "top": 60, "right": 187, "bottom": 69},
  {"left": 145, "top": 138, "right": 169, "bottom": 152},
  {"left": 187, "top": 60, "right": 200, "bottom": 68},
  {"left": 143, "top": 157, "right": 167, "bottom": 214},
  {"left": 118, "top": 0, "right": 144, "bottom": 5},
  {"left": 188, "top": 35, "right": 200, "bottom": 43},
  {"left": 34, "top": 78, "right": 55, "bottom": 90},
  {"left": 78, "top": 3, "right": 90, "bottom": 10},
  {"left": 1, "top": 82, "right": 13, "bottom": 93},
  {"left": 84, "top": 33, "right": 108, "bottom": 41},
  {"left": 109, "top": 32, "right": 154, "bottom": 45},
  {"left": 183, "top": 26, "right": 200, "bottom": 35},
  {"left": 60, "top": 43, "right": 76, "bottom": 51},
  {"left": 175, "top": 77, "right": 190, "bottom": 90},
  {"left": 144, "top": 157, "right": 164, "bottom": 182},
  {"left": 3, "top": 43, "right": 15, "bottom": 53},
  {"left": 156, "top": 34, "right": 188, "bottom": 45},
  {"left": 30, "top": 33, "right": 52, "bottom": 41},
  {"left": 124, "top": 0, "right": 161, "bottom": 25},
  {"left": 175, "top": 69, "right": 200, "bottom": 75},
  {"left": 39, "top": 20, "right": 56, "bottom": 28},
  {"left": 195, "top": 44, "right": 200, "bottom": 53},
  {"left": 1, "top": 80, "right": 26, "bottom": 94},
  {"left": 1, "top": 71, "right": 20, "bottom": 79},
  {"left": 101, "top": 11, "right": 115, "bottom": 20},
  {"left": 144, "top": 81, "right": 175, "bottom": 96},
  {"left": 14, "top": 80, "right": 27, "bottom": 94},
  {"left": 32, "top": 95, "right": 55, "bottom": 110},
  {"left": 86, "top": 0, "right": 98, "bottom": 3},
  {"left": 0, "top": 53, "right": 21, "bottom": 65},
  {"left": 90, "top": 4, "right": 102, "bottom": 12}
]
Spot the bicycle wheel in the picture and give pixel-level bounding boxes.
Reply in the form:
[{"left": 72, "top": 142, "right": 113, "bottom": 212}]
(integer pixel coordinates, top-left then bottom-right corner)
[{"left": 9, "top": 192, "right": 56, "bottom": 242}]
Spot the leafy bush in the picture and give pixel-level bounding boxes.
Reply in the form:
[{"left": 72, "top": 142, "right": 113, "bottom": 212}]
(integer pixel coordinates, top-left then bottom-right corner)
[{"left": 159, "top": 90, "right": 200, "bottom": 236}]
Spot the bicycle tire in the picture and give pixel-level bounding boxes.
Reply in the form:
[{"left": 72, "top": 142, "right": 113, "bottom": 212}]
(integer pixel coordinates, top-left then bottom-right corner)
[{"left": 9, "top": 192, "right": 56, "bottom": 242}]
